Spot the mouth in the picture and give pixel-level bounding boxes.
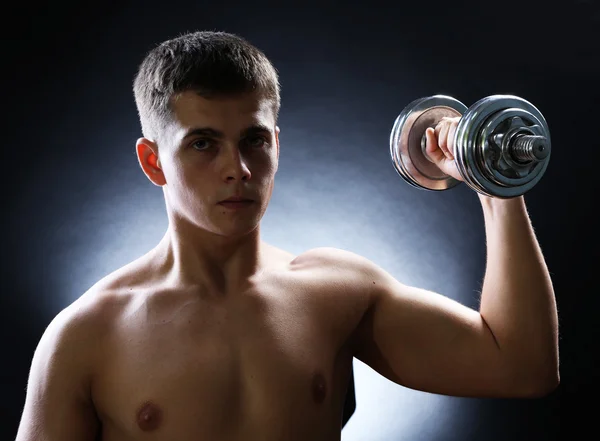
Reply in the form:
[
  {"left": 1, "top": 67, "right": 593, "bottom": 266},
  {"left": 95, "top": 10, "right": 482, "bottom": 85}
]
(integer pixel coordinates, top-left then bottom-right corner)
[
  {"left": 218, "top": 199, "right": 255, "bottom": 209},
  {"left": 218, "top": 197, "right": 254, "bottom": 203}
]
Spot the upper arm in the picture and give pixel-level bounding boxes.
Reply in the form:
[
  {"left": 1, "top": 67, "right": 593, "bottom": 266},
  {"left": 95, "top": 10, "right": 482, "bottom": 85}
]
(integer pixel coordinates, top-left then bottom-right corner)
[
  {"left": 16, "top": 305, "right": 101, "bottom": 441},
  {"left": 320, "top": 249, "right": 517, "bottom": 398},
  {"left": 354, "top": 268, "right": 512, "bottom": 398}
]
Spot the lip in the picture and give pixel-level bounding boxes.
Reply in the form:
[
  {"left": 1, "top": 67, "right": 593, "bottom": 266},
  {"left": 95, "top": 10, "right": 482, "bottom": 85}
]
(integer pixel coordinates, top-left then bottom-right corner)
[
  {"left": 219, "top": 197, "right": 254, "bottom": 203},
  {"left": 218, "top": 200, "right": 254, "bottom": 209}
]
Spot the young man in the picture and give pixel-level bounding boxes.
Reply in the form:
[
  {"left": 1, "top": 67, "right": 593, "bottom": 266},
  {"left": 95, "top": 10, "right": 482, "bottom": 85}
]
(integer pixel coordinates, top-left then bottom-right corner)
[{"left": 15, "top": 31, "right": 559, "bottom": 441}]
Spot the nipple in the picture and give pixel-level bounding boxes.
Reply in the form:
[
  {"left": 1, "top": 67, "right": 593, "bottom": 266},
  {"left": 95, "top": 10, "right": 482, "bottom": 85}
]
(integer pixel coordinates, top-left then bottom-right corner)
[
  {"left": 312, "top": 373, "right": 327, "bottom": 404},
  {"left": 136, "top": 401, "right": 163, "bottom": 431}
]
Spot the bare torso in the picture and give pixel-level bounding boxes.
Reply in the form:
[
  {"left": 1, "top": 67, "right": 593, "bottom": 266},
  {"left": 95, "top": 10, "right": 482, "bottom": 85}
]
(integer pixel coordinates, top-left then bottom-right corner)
[{"left": 84, "top": 246, "right": 369, "bottom": 441}]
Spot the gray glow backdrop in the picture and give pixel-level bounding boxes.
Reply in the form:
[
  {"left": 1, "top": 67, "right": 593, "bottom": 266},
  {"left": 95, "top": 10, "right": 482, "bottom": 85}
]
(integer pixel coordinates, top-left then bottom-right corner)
[{"left": 3, "top": 1, "right": 599, "bottom": 440}]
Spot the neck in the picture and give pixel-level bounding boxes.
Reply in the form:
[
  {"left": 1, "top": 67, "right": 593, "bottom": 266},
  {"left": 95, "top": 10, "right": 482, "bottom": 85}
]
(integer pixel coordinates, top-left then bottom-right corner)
[{"left": 152, "top": 218, "right": 267, "bottom": 295}]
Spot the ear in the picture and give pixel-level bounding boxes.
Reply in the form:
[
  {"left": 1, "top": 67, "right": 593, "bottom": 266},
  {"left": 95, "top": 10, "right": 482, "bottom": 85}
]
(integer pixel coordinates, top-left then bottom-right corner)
[
  {"left": 275, "top": 125, "right": 280, "bottom": 160},
  {"left": 136, "top": 137, "right": 166, "bottom": 186}
]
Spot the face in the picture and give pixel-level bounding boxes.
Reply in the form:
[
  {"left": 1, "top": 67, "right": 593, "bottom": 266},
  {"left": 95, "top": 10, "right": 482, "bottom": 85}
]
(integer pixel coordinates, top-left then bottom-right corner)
[{"left": 137, "top": 90, "right": 280, "bottom": 238}]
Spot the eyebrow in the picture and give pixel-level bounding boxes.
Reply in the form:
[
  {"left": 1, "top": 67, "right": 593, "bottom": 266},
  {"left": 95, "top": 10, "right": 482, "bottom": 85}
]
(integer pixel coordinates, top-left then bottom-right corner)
[{"left": 182, "top": 124, "right": 272, "bottom": 140}]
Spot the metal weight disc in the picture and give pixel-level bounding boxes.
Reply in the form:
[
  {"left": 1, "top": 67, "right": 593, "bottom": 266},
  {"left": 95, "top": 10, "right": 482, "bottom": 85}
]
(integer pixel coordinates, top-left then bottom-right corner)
[
  {"left": 390, "top": 95, "right": 467, "bottom": 191},
  {"left": 454, "top": 95, "right": 551, "bottom": 198}
]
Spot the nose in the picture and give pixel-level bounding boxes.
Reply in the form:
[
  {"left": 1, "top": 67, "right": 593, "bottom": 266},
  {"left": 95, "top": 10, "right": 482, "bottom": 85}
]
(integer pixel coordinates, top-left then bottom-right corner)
[{"left": 220, "top": 147, "right": 251, "bottom": 182}]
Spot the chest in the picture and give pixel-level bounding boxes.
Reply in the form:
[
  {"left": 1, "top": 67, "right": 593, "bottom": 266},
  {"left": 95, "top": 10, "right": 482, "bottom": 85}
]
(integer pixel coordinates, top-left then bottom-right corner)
[{"left": 92, "top": 284, "right": 359, "bottom": 437}]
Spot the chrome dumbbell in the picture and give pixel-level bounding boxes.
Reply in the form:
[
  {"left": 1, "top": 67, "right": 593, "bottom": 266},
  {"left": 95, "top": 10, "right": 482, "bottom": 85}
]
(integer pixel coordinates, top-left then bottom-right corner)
[{"left": 389, "top": 95, "right": 551, "bottom": 198}]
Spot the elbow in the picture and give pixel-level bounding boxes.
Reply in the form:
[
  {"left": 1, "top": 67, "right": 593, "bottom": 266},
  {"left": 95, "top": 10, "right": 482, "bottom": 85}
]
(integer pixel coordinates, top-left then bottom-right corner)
[
  {"left": 517, "top": 363, "right": 560, "bottom": 398},
  {"left": 525, "top": 372, "right": 560, "bottom": 398},
  {"left": 500, "top": 349, "right": 560, "bottom": 398}
]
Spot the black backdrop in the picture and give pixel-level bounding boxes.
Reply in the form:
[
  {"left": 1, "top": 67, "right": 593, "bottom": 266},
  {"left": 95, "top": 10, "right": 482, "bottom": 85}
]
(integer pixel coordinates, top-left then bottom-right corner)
[{"left": 3, "top": 1, "right": 599, "bottom": 440}]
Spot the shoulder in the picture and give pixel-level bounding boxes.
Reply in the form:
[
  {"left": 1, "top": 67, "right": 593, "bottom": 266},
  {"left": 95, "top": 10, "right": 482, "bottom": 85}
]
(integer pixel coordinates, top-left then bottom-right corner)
[
  {"left": 290, "top": 246, "right": 387, "bottom": 308},
  {"left": 292, "top": 246, "right": 364, "bottom": 267},
  {"left": 291, "top": 246, "right": 408, "bottom": 316},
  {"left": 40, "top": 287, "right": 128, "bottom": 359},
  {"left": 38, "top": 268, "right": 139, "bottom": 372},
  {"left": 289, "top": 247, "right": 400, "bottom": 352},
  {"left": 265, "top": 242, "right": 383, "bottom": 281},
  {"left": 292, "top": 246, "right": 385, "bottom": 281}
]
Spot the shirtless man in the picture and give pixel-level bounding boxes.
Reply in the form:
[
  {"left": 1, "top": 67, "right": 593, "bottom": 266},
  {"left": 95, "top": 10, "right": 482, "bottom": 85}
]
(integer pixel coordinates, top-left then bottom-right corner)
[{"left": 15, "top": 31, "right": 559, "bottom": 441}]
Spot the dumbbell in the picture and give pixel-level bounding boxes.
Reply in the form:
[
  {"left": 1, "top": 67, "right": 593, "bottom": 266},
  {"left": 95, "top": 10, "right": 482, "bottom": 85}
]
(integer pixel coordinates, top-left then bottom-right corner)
[{"left": 389, "top": 95, "right": 551, "bottom": 198}]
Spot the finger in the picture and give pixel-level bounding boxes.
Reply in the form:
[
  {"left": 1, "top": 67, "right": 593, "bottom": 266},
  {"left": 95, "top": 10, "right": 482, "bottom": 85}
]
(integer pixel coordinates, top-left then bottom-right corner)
[
  {"left": 447, "top": 121, "right": 458, "bottom": 159},
  {"left": 434, "top": 120, "right": 443, "bottom": 141},
  {"left": 425, "top": 127, "right": 445, "bottom": 163},
  {"left": 438, "top": 120, "right": 451, "bottom": 158}
]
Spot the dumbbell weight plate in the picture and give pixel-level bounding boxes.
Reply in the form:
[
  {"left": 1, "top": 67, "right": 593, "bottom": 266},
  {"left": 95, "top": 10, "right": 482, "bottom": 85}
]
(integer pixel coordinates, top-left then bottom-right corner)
[
  {"left": 454, "top": 95, "right": 551, "bottom": 198},
  {"left": 390, "top": 95, "right": 467, "bottom": 191}
]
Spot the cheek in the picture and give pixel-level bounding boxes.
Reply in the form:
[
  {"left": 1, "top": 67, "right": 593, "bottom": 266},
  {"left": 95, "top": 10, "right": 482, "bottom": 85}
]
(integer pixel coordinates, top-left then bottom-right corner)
[
  {"left": 164, "top": 161, "right": 204, "bottom": 197},
  {"left": 257, "top": 154, "right": 278, "bottom": 176},
  {"left": 168, "top": 157, "right": 199, "bottom": 183}
]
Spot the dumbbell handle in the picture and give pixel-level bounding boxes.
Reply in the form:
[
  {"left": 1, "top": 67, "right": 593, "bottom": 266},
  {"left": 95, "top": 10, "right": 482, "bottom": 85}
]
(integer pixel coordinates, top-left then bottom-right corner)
[
  {"left": 511, "top": 134, "right": 549, "bottom": 162},
  {"left": 422, "top": 130, "right": 549, "bottom": 164}
]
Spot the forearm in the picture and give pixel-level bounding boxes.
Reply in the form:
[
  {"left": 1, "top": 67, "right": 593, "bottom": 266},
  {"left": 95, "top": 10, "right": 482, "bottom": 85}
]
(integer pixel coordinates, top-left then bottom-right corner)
[{"left": 477, "top": 194, "right": 559, "bottom": 390}]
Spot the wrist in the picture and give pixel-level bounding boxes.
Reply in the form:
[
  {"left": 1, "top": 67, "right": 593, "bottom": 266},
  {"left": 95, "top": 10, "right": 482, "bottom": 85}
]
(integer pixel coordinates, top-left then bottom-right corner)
[{"left": 478, "top": 193, "right": 526, "bottom": 216}]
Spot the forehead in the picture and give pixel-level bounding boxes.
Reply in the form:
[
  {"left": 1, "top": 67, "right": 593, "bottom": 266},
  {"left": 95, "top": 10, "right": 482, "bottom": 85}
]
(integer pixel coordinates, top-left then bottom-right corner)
[{"left": 170, "top": 90, "right": 275, "bottom": 134}]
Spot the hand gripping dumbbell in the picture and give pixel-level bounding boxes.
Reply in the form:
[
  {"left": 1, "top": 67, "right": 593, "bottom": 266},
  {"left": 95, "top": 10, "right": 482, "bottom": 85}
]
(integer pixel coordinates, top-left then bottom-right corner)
[{"left": 389, "top": 95, "right": 551, "bottom": 198}]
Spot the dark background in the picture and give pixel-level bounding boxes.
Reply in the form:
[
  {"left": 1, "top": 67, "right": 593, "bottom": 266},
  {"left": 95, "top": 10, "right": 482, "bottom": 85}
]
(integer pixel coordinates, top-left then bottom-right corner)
[{"left": 3, "top": 1, "right": 599, "bottom": 439}]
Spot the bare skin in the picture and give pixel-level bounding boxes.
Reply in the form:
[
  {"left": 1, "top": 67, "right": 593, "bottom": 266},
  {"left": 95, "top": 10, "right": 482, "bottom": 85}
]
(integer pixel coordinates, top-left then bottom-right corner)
[
  {"left": 16, "top": 92, "right": 371, "bottom": 441},
  {"left": 16, "top": 91, "right": 559, "bottom": 441},
  {"left": 74, "top": 243, "right": 368, "bottom": 441}
]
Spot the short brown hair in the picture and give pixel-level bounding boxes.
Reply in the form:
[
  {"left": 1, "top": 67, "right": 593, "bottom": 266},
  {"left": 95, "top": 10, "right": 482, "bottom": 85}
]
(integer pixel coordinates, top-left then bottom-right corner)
[{"left": 133, "top": 31, "right": 281, "bottom": 144}]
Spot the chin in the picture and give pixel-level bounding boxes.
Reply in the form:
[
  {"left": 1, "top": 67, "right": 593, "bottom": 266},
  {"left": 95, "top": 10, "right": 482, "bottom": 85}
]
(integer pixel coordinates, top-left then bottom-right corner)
[{"left": 216, "top": 222, "right": 261, "bottom": 238}]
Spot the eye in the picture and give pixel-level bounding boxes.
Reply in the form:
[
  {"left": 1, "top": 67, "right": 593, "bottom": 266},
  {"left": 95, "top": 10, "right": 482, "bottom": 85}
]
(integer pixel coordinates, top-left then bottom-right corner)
[
  {"left": 191, "top": 139, "right": 212, "bottom": 151},
  {"left": 245, "top": 136, "right": 268, "bottom": 148}
]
